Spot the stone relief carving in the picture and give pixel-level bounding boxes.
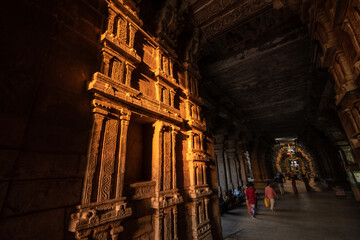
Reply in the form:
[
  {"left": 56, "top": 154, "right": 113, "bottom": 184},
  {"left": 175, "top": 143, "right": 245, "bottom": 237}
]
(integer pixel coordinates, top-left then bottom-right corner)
[
  {"left": 185, "top": 27, "right": 205, "bottom": 65},
  {"left": 155, "top": 0, "right": 190, "bottom": 47}
]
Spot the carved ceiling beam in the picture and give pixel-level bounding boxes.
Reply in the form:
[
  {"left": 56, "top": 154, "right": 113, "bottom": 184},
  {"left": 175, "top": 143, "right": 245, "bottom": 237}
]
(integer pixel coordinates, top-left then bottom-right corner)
[{"left": 193, "top": 0, "right": 273, "bottom": 40}]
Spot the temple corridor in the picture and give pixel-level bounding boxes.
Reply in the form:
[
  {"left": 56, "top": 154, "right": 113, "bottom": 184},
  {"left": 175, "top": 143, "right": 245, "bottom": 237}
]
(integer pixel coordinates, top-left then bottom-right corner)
[
  {"left": 222, "top": 183, "right": 360, "bottom": 240},
  {"left": 2, "top": 0, "right": 360, "bottom": 239}
]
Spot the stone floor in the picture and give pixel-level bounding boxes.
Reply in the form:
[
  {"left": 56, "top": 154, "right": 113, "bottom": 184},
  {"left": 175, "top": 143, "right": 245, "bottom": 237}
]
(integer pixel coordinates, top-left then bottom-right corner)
[{"left": 222, "top": 181, "right": 360, "bottom": 240}]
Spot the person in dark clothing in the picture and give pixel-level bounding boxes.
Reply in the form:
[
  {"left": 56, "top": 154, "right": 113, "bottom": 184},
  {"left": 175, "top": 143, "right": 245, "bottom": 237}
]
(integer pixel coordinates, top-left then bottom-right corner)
[
  {"left": 292, "top": 175, "right": 298, "bottom": 194},
  {"left": 245, "top": 183, "right": 257, "bottom": 219},
  {"left": 276, "top": 172, "right": 285, "bottom": 194},
  {"left": 302, "top": 173, "right": 312, "bottom": 192},
  {"left": 219, "top": 193, "right": 226, "bottom": 214}
]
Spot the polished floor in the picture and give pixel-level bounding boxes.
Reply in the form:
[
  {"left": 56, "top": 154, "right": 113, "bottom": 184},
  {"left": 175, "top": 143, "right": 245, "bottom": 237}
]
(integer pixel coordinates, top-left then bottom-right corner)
[{"left": 222, "top": 181, "right": 360, "bottom": 240}]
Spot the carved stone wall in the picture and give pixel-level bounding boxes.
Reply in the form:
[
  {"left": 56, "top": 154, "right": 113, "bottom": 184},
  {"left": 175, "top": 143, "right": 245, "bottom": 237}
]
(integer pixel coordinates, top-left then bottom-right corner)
[
  {"left": 305, "top": 0, "right": 360, "bottom": 169},
  {"left": 67, "top": 0, "right": 221, "bottom": 239}
]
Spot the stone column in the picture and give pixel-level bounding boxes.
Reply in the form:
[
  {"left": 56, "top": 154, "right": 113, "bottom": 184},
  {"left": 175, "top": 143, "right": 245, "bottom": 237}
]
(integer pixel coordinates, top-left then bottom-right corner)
[
  {"left": 227, "top": 150, "right": 238, "bottom": 190},
  {"left": 237, "top": 148, "right": 248, "bottom": 186},
  {"left": 250, "top": 138, "right": 263, "bottom": 183},
  {"left": 235, "top": 156, "right": 242, "bottom": 187},
  {"left": 214, "top": 146, "right": 227, "bottom": 193},
  {"left": 224, "top": 151, "right": 234, "bottom": 190}
]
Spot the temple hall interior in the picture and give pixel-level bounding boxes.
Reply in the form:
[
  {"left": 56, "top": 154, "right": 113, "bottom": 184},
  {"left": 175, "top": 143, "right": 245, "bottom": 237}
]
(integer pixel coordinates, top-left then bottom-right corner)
[{"left": 1, "top": 0, "right": 360, "bottom": 239}]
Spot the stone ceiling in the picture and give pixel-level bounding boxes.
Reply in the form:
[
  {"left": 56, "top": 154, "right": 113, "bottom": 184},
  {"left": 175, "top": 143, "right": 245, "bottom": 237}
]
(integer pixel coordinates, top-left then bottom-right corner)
[{"left": 194, "top": 4, "right": 335, "bottom": 138}]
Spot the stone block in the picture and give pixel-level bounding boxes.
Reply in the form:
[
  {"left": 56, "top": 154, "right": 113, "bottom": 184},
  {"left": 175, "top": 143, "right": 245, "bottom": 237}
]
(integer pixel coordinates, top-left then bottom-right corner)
[
  {"left": 131, "top": 215, "right": 153, "bottom": 239},
  {"left": 0, "top": 208, "right": 64, "bottom": 240},
  {"left": 24, "top": 122, "right": 90, "bottom": 153},
  {"left": 121, "top": 214, "right": 154, "bottom": 240},
  {"left": 43, "top": 48, "right": 97, "bottom": 96},
  {"left": 0, "top": 182, "right": 9, "bottom": 212},
  {"left": 0, "top": 114, "right": 27, "bottom": 148},
  {"left": 13, "top": 152, "right": 85, "bottom": 180},
  {"left": 0, "top": 149, "right": 18, "bottom": 180},
  {"left": 3, "top": 179, "right": 82, "bottom": 217},
  {"left": 30, "top": 86, "right": 92, "bottom": 130}
]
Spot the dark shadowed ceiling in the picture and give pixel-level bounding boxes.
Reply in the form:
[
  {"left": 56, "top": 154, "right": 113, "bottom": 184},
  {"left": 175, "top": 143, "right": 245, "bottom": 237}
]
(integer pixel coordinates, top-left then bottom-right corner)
[
  {"left": 140, "top": 0, "right": 348, "bottom": 143},
  {"left": 198, "top": 8, "right": 313, "bottom": 137}
]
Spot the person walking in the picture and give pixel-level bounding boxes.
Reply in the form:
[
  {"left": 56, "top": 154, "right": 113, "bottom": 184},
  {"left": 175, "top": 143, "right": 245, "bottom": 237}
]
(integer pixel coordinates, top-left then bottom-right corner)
[
  {"left": 244, "top": 185, "right": 251, "bottom": 215},
  {"left": 292, "top": 174, "right": 298, "bottom": 194},
  {"left": 276, "top": 172, "right": 285, "bottom": 194},
  {"left": 265, "top": 182, "right": 278, "bottom": 211},
  {"left": 302, "top": 173, "right": 312, "bottom": 192},
  {"left": 245, "top": 183, "right": 257, "bottom": 219}
]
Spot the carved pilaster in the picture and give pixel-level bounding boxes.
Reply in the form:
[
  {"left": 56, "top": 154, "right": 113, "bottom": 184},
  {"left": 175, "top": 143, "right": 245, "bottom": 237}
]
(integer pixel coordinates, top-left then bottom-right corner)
[
  {"left": 124, "top": 62, "right": 135, "bottom": 86},
  {"left": 97, "top": 118, "right": 119, "bottom": 201},
  {"left": 82, "top": 111, "right": 106, "bottom": 205},
  {"left": 155, "top": 210, "right": 164, "bottom": 240},
  {"left": 101, "top": 51, "right": 112, "bottom": 77},
  {"left": 128, "top": 23, "right": 137, "bottom": 49},
  {"left": 172, "top": 208, "right": 178, "bottom": 240},
  {"left": 171, "top": 126, "right": 178, "bottom": 190},
  {"left": 115, "top": 110, "right": 131, "bottom": 198}
]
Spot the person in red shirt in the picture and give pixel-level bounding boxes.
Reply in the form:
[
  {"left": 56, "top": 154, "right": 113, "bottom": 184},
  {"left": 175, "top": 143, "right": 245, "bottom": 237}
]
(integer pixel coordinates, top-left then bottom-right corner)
[
  {"left": 265, "top": 182, "right": 278, "bottom": 211},
  {"left": 245, "top": 183, "right": 257, "bottom": 219}
]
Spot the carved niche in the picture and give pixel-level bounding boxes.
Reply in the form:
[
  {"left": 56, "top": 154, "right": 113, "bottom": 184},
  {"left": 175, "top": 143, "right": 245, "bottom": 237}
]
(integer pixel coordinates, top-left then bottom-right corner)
[{"left": 100, "top": 0, "right": 142, "bottom": 88}]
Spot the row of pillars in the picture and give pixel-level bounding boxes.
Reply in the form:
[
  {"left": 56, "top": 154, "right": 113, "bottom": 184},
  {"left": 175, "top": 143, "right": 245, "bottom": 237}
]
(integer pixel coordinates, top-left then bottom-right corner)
[{"left": 214, "top": 135, "right": 251, "bottom": 195}]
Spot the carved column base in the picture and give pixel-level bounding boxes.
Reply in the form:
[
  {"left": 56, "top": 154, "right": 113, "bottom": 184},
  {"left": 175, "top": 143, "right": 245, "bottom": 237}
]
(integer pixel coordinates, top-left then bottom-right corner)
[{"left": 69, "top": 200, "right": 132, "bottom": 240}]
